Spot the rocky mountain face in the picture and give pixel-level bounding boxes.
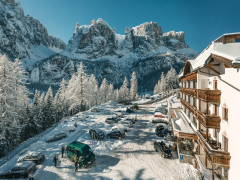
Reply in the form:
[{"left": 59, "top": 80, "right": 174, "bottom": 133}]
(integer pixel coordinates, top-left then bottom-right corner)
[
  {"left": 0, "top": 0, "right": 198, "bottom": 91},
  {"left": 30, "top": 19, "right": 198, "bottom": 91},
  {"left": 0, "top": 0, "right": 66, "bottom": 63}
]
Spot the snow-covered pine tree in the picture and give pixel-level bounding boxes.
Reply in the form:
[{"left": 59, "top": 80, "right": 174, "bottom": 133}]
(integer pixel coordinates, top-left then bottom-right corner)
[
  {"left": 99, "top": 78, "right": 108, "bottom": 104},
  {"left": 38, "top": 93, "right": 45, "bottom": 131},
  {"left": 130, "top": 71, "right": 138, "bottom": 100},
  {"left": 160, "top": 72, "right": 166, "bottom": 94},
  {"left": 86, "top": 74, "right": 99, "bottom": 107},
  {"left": 58, "top": 78, "right": 68, "bottom": 118},
  {"left": 115, "top": 89, "right": 119, "bottom": 101},
  {"left": 43, "top": 86, "right": 55, "bottom": 128},
  {"left": 107, "top": 84, "right": 114, "bottom": 101},
  {"left": 0, "top": 55, "right": 21, "bottom": 147},
  {"left": 119, "top": 77, "right": 129, "bottom": 101},
  {"left": 69, "top": 61, "right": 88, "bottom": 113}
]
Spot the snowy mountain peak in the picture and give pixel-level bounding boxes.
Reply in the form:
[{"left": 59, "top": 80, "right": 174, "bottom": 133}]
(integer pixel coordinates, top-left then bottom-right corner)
[{"left": 0, "top": 0, "right": 66, "bottom": 65}]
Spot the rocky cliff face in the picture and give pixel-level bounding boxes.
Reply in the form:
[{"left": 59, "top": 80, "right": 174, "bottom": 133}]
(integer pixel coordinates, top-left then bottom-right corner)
[
  {"left": 0, "top": 0, "right": 66, "bottom": 64},
  {"left": 30, "top": 18, "right": 198, "bottom": 90},
  {"left": 0, "top": 0, "right": 198, "bottom": 91}
]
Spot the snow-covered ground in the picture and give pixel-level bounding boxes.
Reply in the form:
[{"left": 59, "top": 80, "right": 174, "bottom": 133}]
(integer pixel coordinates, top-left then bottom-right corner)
[{"left": 0, "top": 96, "right": 198, "bottom": 180}]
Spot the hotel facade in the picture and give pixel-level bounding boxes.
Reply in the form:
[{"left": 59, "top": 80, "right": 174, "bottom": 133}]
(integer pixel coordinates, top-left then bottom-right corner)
[{"left": 169, "top": 33, "right": 240, "bottom": 180}]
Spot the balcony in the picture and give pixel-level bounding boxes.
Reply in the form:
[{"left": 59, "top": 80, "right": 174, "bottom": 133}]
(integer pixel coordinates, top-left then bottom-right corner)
[
  {"left": 180, "top": 99, "right": 221, "bottom": 129},
  {"left": 197, "top": 89, "right": 221, "bottom": 103},
  {"left": 180, "top": 72, "right": 197, "bottom": 82},
  {"left": 197, "top": 131, "right": 231, "bottom": 167},
  {"left": 196, "top": 110, "right": 221, "bottom": 129},
  {"left": 181, "top": 87, "right": 221, "bottom": 103}
]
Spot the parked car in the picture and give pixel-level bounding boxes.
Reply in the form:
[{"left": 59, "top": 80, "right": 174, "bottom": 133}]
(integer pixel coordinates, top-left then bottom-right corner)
[
  {"left": 46, "top": 132, "right": 67, "bottom": 143},
  {"left": 67, "top": 141, "right": 95, "bottom": 168},
  {"left": 18, "top": 152, "right": 45, "bottom": 165},
  {"left": 107, "top": 131, "right": 125, "bottom": 139},
  {"left": 105, "top": 117, "right": 119, "bottom": 124},
  {"left": 126, "top": 108, "right": 134, "bottom": 113},
  {"left": 155, "top": 106, "right": 168, "bottom": 114},
  {"left": 154, "top": 141, "right": 172, "bottom": 158},
  {"left": 155, "top": 124, "right": 166, "bottom": 133},
  {"left": 115, "top": 111, "right": 126, "bottom": 118},
  {"left": 118, "top": 120, "right": 133, "bottom": 128},
  {"left": 0, "top": 161, "right": 36, "bottom": 179},
  {"left": 151, "top": 117, "right": 168, "bottom": 124},
  {"left": 156, "top": 128, "right": 173, "bottom": 137},
  {"left": 123, "top": 117, "right": 135, "bottom": 124},
  {"left": 124, "top": 102, "right": 132, "bottom": 105},
  {"left": 91, "top": 108, "right": 101, "bottom": 112},
  {"left": 112, "top": 124, "right": 129, "bottom": 132},
  {"left": 64, "top": 126, "right": 76, "bottom": 133},
  {"left": 89, "top": 129, "right": 105, "bottom": 141}
]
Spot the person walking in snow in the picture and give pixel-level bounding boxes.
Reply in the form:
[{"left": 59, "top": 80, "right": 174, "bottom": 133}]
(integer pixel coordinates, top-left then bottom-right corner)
[
  {"left": 53, "top": 155, "right": 57, "bottom": 167},
  {"left": 74, "top": 156, "right": 79, "bottom": 172},
  {"left": 61, "top": 146, "right": 64, "bottom": 158}
]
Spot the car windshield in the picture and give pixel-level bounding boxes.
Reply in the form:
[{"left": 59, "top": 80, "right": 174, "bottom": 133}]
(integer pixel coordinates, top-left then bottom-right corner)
[{"left": 82, "top": 146, "right": 92, "bottom": 156}]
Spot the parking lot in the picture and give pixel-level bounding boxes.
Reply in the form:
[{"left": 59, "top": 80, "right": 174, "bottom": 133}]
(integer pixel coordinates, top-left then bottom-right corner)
[{"left": 0, "top": 97, "right": 198, "bottom": 180}]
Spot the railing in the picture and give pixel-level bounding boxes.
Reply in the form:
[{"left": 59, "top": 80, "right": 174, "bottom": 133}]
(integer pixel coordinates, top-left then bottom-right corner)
[
  {"left": 197, "top": 131, "right": 231, "bottom": 167},
  {"left": 180, "top": 72, "right": 197, "bottom": 82},
  {"left": 180, "top": 98, "right": 221, "bottom": 129},
  {"left": 181, "top": 87, "right": 221, "bottom": 103},
  {"left": 197, "top": 110, "right": 221, "bottom": 129},
  {"left": 197, "top": 89, "right": 221, "bottom": 103}
]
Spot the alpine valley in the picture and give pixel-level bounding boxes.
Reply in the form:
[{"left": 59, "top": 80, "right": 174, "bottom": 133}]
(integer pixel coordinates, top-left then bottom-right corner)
[{"left": 0, "top": 0, "right": 199, "bottom": 91}]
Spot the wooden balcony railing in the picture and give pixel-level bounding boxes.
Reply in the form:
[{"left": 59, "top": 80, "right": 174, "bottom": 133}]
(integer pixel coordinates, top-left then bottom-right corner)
[
  {"left": 181, "top": 98, "right": 197, "bottom": 115},
  {"left": 197, "top": 110, "right": 221, "bottom": 129},
  {"left": 181, "top": 87, "right": 221, "bottom": 103},
  {"left": 180, "top": 98, "right": 221, "bottom": 129},
  {"left": 180, "top": 72, "right": 197, "bottom": 82},
  {"left": 197, "top": 89, "right": 221, "bottom": 103},
  {"left": 197, "top": 131, "right": 231, "bottom": 168}
]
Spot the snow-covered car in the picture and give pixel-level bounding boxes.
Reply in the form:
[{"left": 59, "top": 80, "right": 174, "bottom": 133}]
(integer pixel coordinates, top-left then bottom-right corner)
[
  {"left": 107, "top": 131, "right": 125, "bottom": 139},
  {"left": 64, "top": 126, "right": 76, "bottom": 133},
  {"left": 0, "top": 161, "right": 36, "bottom": 179},
  {"left": 45, "top": 132, "right": 67, "bottom": 143},
  {"left": 91, "top": 108, "right": 101, "bottom": 112},
  {"left": 118, "top": 120, "right": 133, "bottom": 128},
  {"left": 151, "top": 117, "right": 168, "bottom": 124},
  {"left": 112, "top": 124, "right": 129, "bottom": 132},
  {"left": 89, "top": 129, "right": 105, "bottom": 141},
  {"left": 155, "top": 106, "right": 168, "bottom": 114},
  {"left": 18, "top": 152, "right": 45, "bottom": 165},
  {"left": 105, "top": 117, "right": 119, "bottom": 124},
  {"left": 123, "top": 117, "right": 135, "bottom": 124},
  {"left": 156, "top": 128, "right": 173, "bottom": 137}
]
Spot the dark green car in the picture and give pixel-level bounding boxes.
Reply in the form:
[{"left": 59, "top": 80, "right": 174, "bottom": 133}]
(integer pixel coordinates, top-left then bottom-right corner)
[{"left": 66, "top": 141, "right": 96, "bottom": 168}]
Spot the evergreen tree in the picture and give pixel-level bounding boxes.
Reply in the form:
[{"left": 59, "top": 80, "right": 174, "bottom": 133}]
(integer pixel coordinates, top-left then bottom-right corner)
[
  {"left": 99, "top": 78, "right": 108, "bottom": 104},
  {"left": 130, "top": 71, "right": 138, "bottom": 100},
  {"left": 119, "top": 77, "right": 129, "bottom": 101}
]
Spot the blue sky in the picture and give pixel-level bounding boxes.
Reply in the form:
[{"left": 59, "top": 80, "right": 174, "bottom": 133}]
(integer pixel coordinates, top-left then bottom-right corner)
[{"left": 18, "top": 0, "right": 240, "bottom": 52}]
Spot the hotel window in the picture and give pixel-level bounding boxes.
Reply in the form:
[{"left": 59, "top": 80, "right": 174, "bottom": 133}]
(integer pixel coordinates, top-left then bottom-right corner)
[
  {"left": 223, "top": 107, "right": 228, "bottom": 121},
  {"left": 222, "top": 135, "right": 228, "bottom": 152},
  {"left": 188, "top": 81, "right": 190, "bottom": 88},
  {"left": 193, "top": 81, "right": 196, "bottom": 88}
]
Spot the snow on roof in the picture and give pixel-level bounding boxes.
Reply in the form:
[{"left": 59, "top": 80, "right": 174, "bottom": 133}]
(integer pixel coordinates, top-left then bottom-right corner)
[
  {"left": 171, "top": 111, "right": 195, "bottom": 134},
  {"left": 186, "top": 41, "right": 240, "bottom": 72}
]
